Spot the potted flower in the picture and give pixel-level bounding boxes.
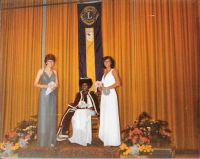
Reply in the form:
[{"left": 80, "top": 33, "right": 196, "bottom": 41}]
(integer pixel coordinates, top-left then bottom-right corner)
[
  {"left": 120, "top": 112, "right": 172, "bottom": 157},
  {"left": 0, "top": 119, "right": 37, "bottom": 157}
]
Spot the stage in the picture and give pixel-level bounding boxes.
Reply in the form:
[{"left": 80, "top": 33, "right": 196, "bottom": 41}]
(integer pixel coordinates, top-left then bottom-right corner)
[
  {"left": 0, "top": 0, "right": 199, "bottom": 156},
  {"left": 17, "top": 138, "right": 120, "bottom": 158},
  {"left": 15, "top": 140, "right": 200, "bottom": 158}
]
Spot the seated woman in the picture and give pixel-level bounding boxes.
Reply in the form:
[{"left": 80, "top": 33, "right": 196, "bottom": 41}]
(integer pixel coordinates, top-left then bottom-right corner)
[{"left": 56, "top": 78, "right": 99, "bottom": 146}]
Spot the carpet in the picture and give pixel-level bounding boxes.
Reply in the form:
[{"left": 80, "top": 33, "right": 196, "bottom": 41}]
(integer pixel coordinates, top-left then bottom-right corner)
[{"left": 17, "top": 138, "right": 120, "bottom": 158}]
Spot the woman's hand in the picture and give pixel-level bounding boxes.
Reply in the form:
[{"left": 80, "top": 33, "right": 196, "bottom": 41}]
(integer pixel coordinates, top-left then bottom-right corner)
[
  {"left": 98, "top": 87, "right": 103, "bottom": 91},
  {"left": 102, "top": 86, "right": 109, "bottom": 91},
  {"left": 48, "top": 81, "right": 56, "bottom": 91},
  {"left": 43, "top": 85, "right": 48, "bottom": 89}
]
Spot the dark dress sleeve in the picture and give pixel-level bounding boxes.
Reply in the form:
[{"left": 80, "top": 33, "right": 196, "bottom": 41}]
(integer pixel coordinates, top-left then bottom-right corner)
[{"left": 69, "top": 92, "right": 81, "bottom": 107}]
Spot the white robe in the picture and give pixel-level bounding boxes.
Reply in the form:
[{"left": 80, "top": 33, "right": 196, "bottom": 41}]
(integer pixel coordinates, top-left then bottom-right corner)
[{"left": 68, "top": 94, "right": 95, "bottom": 146}]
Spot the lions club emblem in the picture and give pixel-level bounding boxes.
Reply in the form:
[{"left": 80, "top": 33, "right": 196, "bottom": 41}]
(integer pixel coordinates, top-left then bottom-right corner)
[{"left": 80, "top": 6, "right": 99, "bottom": 26}]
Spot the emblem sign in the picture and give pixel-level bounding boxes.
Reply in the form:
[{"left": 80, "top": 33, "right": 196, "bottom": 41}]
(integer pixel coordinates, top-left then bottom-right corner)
[
  {"left": 86, "top": 28, "right": 94, "bottom": 42},
  {"left": 80, "top": 6, "right": 99, "bottom": 26}
]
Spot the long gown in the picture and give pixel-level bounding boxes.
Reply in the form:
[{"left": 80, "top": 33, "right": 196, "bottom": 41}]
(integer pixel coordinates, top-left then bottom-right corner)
[
  {"left": 37, "top": 71, "right": 56, "bottom": 147},
  {"left": 68, "top": 94, "right": 96, "bottom": 146},
  {"left": 99, "top": 69, "right": 121, "bottom": 146}
]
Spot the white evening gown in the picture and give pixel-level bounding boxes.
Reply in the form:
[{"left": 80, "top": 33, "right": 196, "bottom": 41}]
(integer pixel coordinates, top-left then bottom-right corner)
[
  {"left": 68, "top": 95, "right": 95, "bottom": 146},
  {"left": 99, "top": 69, "right": 121, "bottom": 146}
]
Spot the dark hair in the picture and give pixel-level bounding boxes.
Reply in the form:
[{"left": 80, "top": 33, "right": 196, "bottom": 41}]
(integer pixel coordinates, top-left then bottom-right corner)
[
  {"left": 102, "top": 56, "right": 115, "bottom": 68},
  {"left": 79, "top": 78, "right": 93, "bottom": 88},
  {"left": 44, "top": 54, "right": 56, "bottom": 64}
]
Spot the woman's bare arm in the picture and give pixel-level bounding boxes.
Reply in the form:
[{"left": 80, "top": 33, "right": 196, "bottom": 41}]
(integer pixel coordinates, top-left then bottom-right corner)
[{"left": 34, "top": 69, "right": 48, "bottom": 89}]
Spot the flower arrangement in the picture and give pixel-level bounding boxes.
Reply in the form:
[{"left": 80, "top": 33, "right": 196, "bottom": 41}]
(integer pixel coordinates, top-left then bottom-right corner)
[
  {"left": 95, "top": 81, "right": 103, "bottom": 92},
  {"left": 0, "top": 119, "right": 37, "bottom": 156},
  {"left": 120, "top": 112, "right": 172, "bottom": 156}
]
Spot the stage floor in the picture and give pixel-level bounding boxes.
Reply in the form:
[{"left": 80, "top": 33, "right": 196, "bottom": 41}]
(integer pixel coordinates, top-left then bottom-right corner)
[
  {"left": 16, "top": 138, "right": 200, "bottom": 158},
  {"left": 17, "top": 138, "right": 120, "bottom": 158}
]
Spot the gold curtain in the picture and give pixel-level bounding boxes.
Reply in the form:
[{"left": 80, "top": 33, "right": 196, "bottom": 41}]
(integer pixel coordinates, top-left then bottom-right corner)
[
  {"left": 0, "top": 6, "right": 3, "bottom": 140},
  {"left": 101, "top": 0, "right": 136, "bottom": 129},
  {"left": 0, "top": 7, "right": 42, "bottom": 135},
  {"left": 135, "top": 0, "right": 199, "bottom": 150},
  {"left": 45, "top": 3, "right": 79, "bottom": 124},
  {"left": 0, "top": 3, "right": 79, "bottom": 136},
  {"left": 0, "top": 0, "right": 199, "bottom": 151},
  {"left": 102, "top": 0, "right": 199, "bottom": 150}
]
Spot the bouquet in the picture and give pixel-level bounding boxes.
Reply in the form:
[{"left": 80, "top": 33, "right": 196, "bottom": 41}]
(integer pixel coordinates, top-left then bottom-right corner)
[
  {"left": 95, "top": 81, "right": 103, "bottom": 92},
  {"left": 46, "top": 81, "right": 56, "bottom": 95}
]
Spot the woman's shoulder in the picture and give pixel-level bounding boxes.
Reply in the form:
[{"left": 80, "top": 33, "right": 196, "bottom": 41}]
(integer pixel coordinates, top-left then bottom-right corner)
[
  {"left": 52, "top": 69, "right": 57, "bottom": 74},
  {"left": 37, "top": 68, "right": 44, "bottom": 75},
  {"left": 104, "top": 68, "right": 118, "bottom": 73},
  {"left": 111, "top": 68, "right": 118, "bottom": 74}
]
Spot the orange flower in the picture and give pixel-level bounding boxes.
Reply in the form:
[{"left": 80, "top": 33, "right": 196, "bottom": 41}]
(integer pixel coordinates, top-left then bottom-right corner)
[
  {"left": 120, "top": 143, "right": 128, "bottom": 151},
  {"left": 6, "top": 131, "right": 17, "bottom": 138},
  {"left": 140, "top": 136, "right": 150, "bottom": 143},
  {"left": 129, "top": 128, "right": 142, "bottom": 137},
  {"left": 123, "top": 147, "right": 132, "bottom": 156},
  {"left": 129, "top": 131, "right": 134, "bottom": 136},
  {"left": 132, "top": 138, "right": 137, "bottom": 144},
  {"left": 132, "top": 128, "right": 142, "bottom": 134}
]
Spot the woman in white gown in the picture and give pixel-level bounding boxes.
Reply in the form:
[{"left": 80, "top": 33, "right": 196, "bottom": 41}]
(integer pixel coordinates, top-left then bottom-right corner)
[
  {"left": 99, "top": 56, "right": 121, "bottom": 146},
  {"left": 68, "top": 78, "right": 99, "bottom": 146}
]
